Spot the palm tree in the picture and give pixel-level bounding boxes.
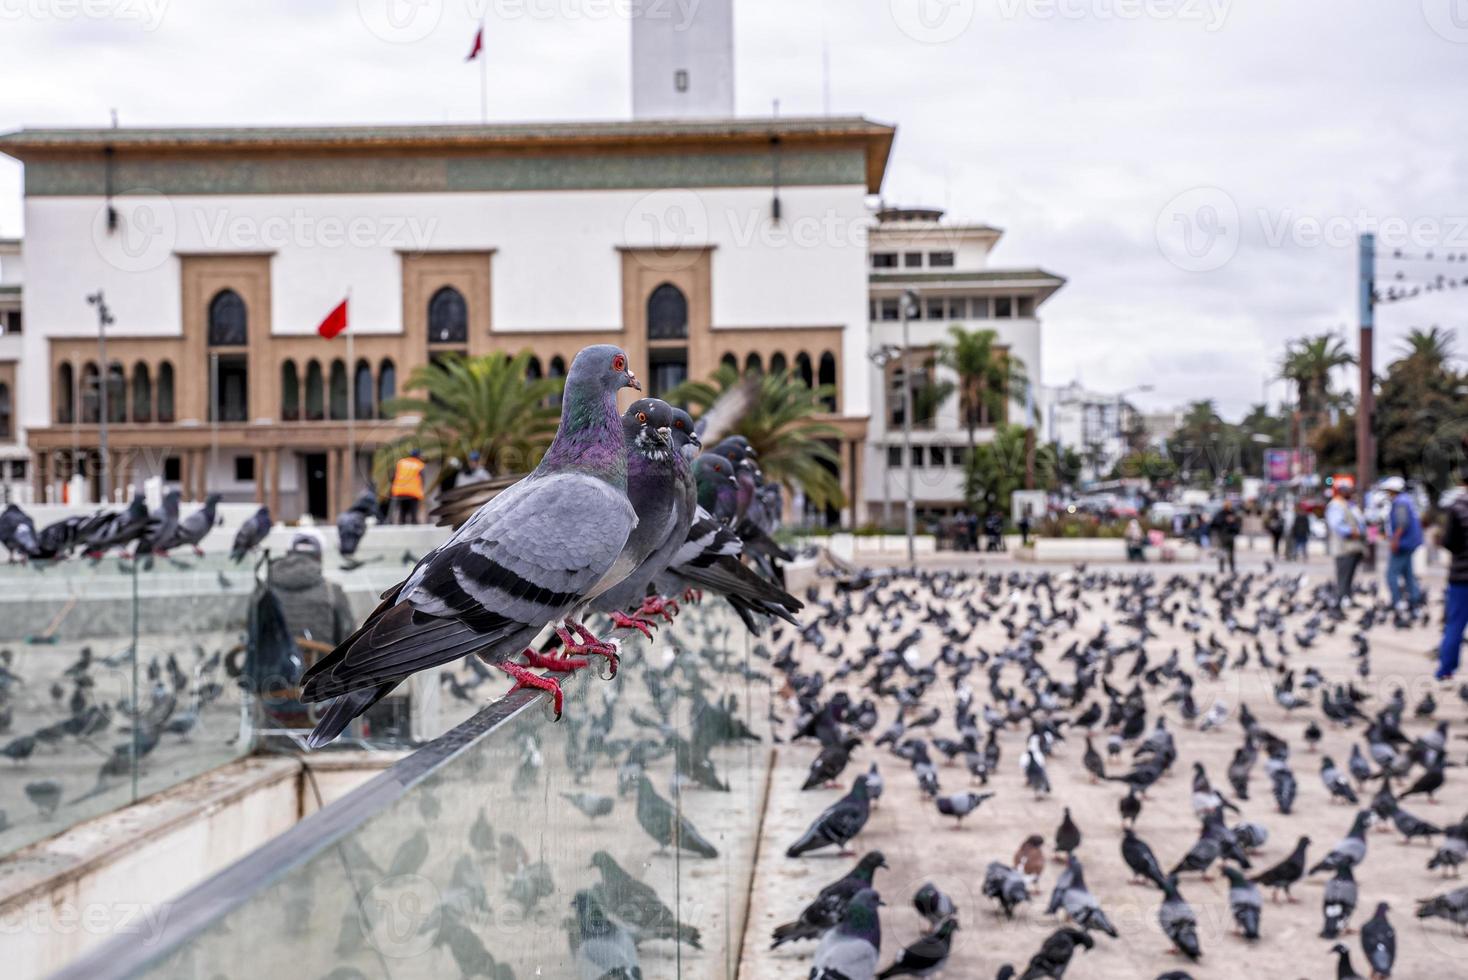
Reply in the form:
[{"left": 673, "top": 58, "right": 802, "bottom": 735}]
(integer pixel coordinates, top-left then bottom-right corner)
[
  {"left": 668, "top": 365, "right": 845, "bottom": 511},
  {"left": 374, "top": 351, "right": 563, "bottom": 489},
  {"left": 938, "top": 325, "right": 1029, "bottom": 452},
  {"left": 1395, "top": 326, "right": 1456, "bottom": 368},
  {"left": 1280, "top": 333, "right": 1356, "bottom": 458}
]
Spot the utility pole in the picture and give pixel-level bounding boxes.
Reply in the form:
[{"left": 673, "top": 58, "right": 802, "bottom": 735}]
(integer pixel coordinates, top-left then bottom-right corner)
[
  {"left": 900, "top": 289, "right": 919, "bottom": 564},
  {"left": 86, "top": 291, "right": 114, "bottom": 503},
  {"left": 1356, "top": 233, "right": 1375, "bottom": 502}
]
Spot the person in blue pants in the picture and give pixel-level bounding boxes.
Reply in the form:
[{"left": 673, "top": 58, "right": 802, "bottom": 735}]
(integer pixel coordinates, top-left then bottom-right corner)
[
  {"left": 1438, "top": 465, "right": 1468, "bottom": 682},
  {"left": 1382, "top": 477, "right": 1424, "bottom": 609}
]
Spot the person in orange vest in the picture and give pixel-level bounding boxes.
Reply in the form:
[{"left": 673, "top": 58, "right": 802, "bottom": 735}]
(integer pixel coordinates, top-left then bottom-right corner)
[{"left": 389, "top": 448, "right": 426, "bottom": 525}]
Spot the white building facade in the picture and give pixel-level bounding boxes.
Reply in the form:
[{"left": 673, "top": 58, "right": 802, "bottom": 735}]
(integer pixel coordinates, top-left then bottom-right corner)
[
  {"left": 863, "top": 208, "right": 1064, "bottom": 522},
  {"left": 631, "top": 0, "right": 735, "bottom": 119},
  {"left": 0, "top": 119, "right": 891, "bottom": 521}
]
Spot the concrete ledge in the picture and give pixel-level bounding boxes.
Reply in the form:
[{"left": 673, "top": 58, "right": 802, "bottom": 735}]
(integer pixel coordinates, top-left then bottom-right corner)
[{"left": 1017, "top": 538, "right": 1203, "bottom": 562}]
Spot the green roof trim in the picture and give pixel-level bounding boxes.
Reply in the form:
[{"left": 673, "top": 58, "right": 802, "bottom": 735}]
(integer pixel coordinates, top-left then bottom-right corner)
[{"left": 0, "top": 117, "right": 897, "bottom": 195}]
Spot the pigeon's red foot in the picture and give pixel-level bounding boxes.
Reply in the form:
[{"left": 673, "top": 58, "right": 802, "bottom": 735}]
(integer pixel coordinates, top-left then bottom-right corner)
[
  {"left": 559, "top": 619, "right": 621, "bottom": 678},
  {"left": 500, "top": 663, "right": 564, "bottom": 719},
  {"left": 681, "top": 587, "right": 704, "bottom": 604},
  {"left": 609, "top": 611, "right": 656, "bottom": 640},
  {"left": 520, "top": 648, "right": 590, "bottom": 673},
  {"left": 635, "top": 595, "right": 679, "bottom": 623}
]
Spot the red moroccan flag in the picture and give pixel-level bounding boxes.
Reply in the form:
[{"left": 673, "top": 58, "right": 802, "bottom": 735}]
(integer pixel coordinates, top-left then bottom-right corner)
[
  {"left": 316, "top": 298, "right": 348, "bottom": 339},
  {"left": 466, "top": 27, "right": 484, "bottom": 61}
]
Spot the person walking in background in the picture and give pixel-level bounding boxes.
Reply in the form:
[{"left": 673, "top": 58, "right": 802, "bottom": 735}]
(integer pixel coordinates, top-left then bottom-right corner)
[
  {"left": 1210, "top": 499, "right": 1242, "bottom": 574},
  {"left": 1290, "top": 505, "right": 1311, "bottom": 560},
  {"left": 1326, "top": 483, "right": 1366, "bottom": 609},
  {"left": 389, "top": 448, "right": 426, "bottom": 525},
  {"left": 1125, "top": 517, "right": 1146, "bottom": 562},
  {"left": 1018, "top": 509, "right": 1032, "bottom": 547},
  {"left": 1382, "top": 476, "right": 1424, "bottom": 610},
  {"left": 1266, "top": 505, "right": 1285, "bottom": 558},
  {"left": 1436, "top": 454, "right": 1468, "bottom": 682}
]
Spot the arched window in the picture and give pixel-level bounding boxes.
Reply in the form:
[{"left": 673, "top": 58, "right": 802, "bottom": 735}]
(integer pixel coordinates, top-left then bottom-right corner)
[
  {"left": 427, "top": 286, "right": 468, "bottom": 344},
  {"left": 647, "top": 283, "right": 688, "bottom": 340},
  {"left": 354, "top": 359, "right": 373, "bottom": 421},
  {"left": 0, "top": 382, "right": 10, "bottom": 440},
  {"left": 795, "top": 351, "right": 814, "bottom": 388},
  {"left": 105, "top": 363, "right": 127, "bottom": 423},
  {"left": 377, "top": 359, "right": 396, "bottom": 417},
  {"left": 207, "top": 289, "right": 247, "bottom": 346},
  {"left": 744, "top": 352, "right": 763, "bottom": 377},
  {"left": 523, "top": 356, "right": 541, "bottom": 381},
  {"left": 305, "top": 361, "right": 325, "bottom": 421},
  {"left": 769, "top": 352, "right": 788, "bottom": 376},
  {"left": 80, "top": 362, "right": 100, "bottom": 424},
  {"left": 281, "top": 361, "right": 300, "bottom": 422},
  {"left": 329, "top": 360, "right": 348, "bottom": 420},
  {"left": 56, "top": 363, "right": 75, "bottom": 424},
  {"left": 547, "top": 355, "right": 565, "bottom": 408},
  {"left": 131, "top": 363, "right": 152, "bottom": 423},
  {"left": 720, "top": 352, "right": 738, "bottom": 372},
  {"left": 818, "top": 351, "right": 838, "bottom": 412},
  {"left": 157, "top": 362, "right": 175, "bottom": 423}
]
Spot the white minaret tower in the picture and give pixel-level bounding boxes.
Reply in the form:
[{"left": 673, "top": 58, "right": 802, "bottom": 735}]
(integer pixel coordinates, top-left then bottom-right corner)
[{"left": 631, "top": 0, "right": 734, "bottom": 119}]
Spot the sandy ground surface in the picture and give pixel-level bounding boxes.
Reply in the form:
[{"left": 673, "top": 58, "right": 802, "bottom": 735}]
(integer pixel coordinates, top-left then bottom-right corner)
[{"left": 740, "top": 552, "right": 1468, "bottom": 980}]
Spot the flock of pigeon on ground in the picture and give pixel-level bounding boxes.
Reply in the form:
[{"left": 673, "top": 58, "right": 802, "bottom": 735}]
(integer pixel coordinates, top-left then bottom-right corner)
[{"left": 759, "top": 563, "right": 1468, "bottom": 979}]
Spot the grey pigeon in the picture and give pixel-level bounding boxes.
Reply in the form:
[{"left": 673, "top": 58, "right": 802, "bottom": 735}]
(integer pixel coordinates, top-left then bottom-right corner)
[
  {"left": 983, "top": 861, "right": 1031, "bottom": 918},
  {"left": 231, "top": 506, "right": 271, "bottom": 563},
  {"left": 0, "top": 503, "right": 40, "bottom": 560},
  {"left": 134, "top": 490, "right": 181, "bottom": 558},
  {"left": 1222, "top": 866, "right": 1261, "bottom": 939},
  {"left": 589, "top": 850, "right": 700, "bottom": 949},
  {"left": 1360, "top": 902, "right": 1394, "bottom": 977},
  {"left": 771, "top": 851, "right": 887, "bottom": 948},
  {"left": 788, "top": 776, "right": 871, "bottom": 857},
  {"left": 82, "top": 494, "right": 149, "bottom": 556},
  {"left": 1321, "top": 860, "right": 1358, "bottom": 938},
  {"left": 300, "top": 345, "right": 642, "bottom": 745},
  {"left": 336, "top": 491, "right": 376, "bottom": 558},
  {"left": 1048, "top": 855, "right": 1118, "bottom": 937},
  {"left": 163, "top": 493, "right": 221, "bottom": 554},
  {"left": 935, "top": 790, "right": 993, "bottom": 828},
  {"left": 1311, "top": 811, "right": 1371, "bottom": 875},
  {"left": 1415, "top": 885, "right": 1468, "bottom": 927},
  {"left": 810, "top": 887, "right": 881, "bottom": 980},
  {"left": 876, "top": 917, "right": 956, "bottom": 979},
  {"left": 591, "top": 398, "right": 694, "bottom": 621},
  {"left": 568, "top": 889, "right": 642, "bottom": 980},
  {"left": 561, "top": 791, "right": 614, "bottom": 820},
  {"left": 1158, "top": 875, "right": 1201, "bottom": 960},
  {"left": 636, "top": 774, "right": 718, "bottom": 857}
]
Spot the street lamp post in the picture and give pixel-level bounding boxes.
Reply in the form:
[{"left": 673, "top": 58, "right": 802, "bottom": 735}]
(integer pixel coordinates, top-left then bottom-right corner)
[
  {"left": 867, "top": 344, "right": 901, "bottom": 530},
  {"left": 86, "top": 291, "right": 114, "bottom": 503},
  {"left": 900, "top": 289, "right": 919, "bottom": 564}
]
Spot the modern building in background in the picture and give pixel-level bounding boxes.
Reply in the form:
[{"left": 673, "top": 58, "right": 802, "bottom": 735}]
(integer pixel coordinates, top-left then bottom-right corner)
[
  {"left": 0, "top": 119, "right": 890, "bottom": 522},
  {"left": 0, "top": 236, "right": 24, "bottom": 502},
  {"left": 864, "top": 207, "right": 1064, "bottom": 522},
  {"left": 1043, "top": 379, "right": 1148, "bottom": 482}
]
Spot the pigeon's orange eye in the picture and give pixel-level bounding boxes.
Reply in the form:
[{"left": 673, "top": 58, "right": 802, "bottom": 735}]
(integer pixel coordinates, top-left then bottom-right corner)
[
  {"left": 636, "top": 411, "right": 648, "bottom": 423},
  {"left": 674, "top": 419, "right": 685, "bottom": 428},
  {"left": 612, "top": 354, "right": 626, "bottom": 372}
]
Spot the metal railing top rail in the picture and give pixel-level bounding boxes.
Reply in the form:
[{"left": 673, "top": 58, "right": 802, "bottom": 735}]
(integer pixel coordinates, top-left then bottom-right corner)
[{"left": 48, "top": 684, "right": 549, "bottom": 980}]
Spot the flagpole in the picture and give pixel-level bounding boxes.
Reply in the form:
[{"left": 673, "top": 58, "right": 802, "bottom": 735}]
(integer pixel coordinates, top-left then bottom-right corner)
[
  {"left": 478, "top": 19, "right": 488, "bottom": 124},
  {"left": 346, "top": 290, "right": 355, "bottom": 498}
]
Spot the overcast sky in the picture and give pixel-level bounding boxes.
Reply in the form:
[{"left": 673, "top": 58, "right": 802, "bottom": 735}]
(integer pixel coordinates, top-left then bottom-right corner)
[{"left": 2, "top": 0, "right": 1465, "bottom": 418}]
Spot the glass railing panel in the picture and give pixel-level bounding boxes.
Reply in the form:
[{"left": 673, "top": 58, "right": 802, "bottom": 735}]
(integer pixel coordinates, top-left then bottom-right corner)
[{"left": 47, "top": 596, "right": 773, "bottom": 979}]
